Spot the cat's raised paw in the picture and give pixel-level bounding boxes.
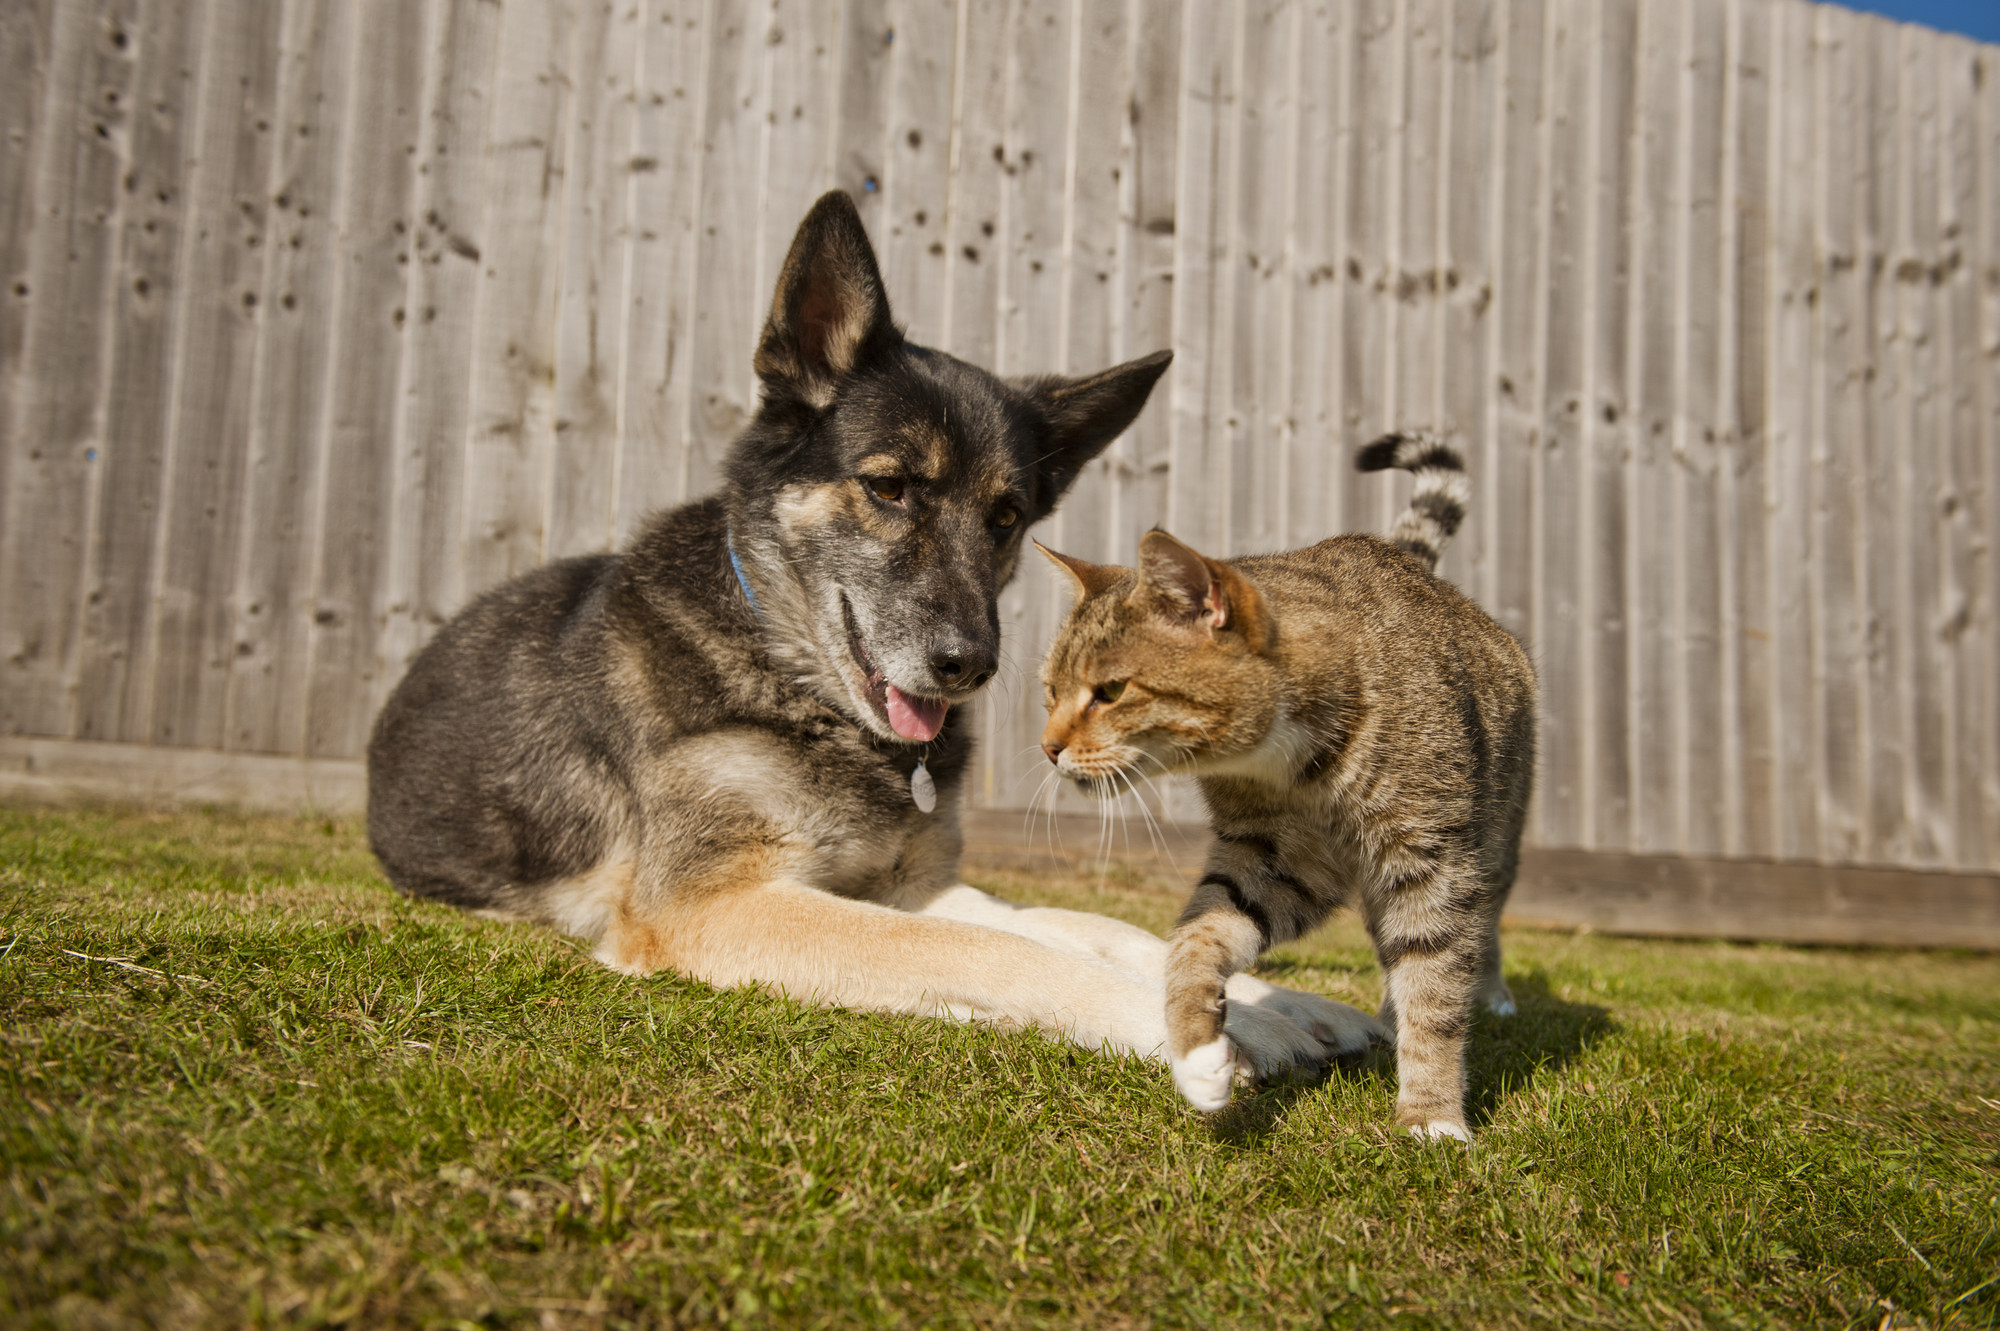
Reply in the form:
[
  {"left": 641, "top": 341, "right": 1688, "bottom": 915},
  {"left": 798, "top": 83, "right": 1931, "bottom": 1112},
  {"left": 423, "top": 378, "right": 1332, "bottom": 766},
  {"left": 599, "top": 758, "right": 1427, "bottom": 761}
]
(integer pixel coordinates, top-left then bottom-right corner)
[
  {"left": 1408, "top": 1119, "right": 1472, "bottom": 1145},
  {"left": 1170, "top": 1036, "right": 1239, "bottom": 1111}
]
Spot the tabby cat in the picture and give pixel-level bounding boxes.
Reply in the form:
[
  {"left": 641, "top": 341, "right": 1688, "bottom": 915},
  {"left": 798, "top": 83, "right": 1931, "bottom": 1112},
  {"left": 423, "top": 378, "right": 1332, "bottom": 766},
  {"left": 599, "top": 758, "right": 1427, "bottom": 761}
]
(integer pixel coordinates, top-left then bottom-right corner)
[{"left": 1036, "top": 434, "right": 1535, "bottom": 1141}]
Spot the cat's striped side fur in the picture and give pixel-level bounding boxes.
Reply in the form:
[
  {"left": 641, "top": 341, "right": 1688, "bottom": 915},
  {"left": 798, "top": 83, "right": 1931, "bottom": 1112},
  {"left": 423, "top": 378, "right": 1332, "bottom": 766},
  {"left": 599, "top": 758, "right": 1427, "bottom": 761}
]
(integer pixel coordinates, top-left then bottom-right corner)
[{"left": 1037, "top": 435, "right": 1534, "bottom": 1140}]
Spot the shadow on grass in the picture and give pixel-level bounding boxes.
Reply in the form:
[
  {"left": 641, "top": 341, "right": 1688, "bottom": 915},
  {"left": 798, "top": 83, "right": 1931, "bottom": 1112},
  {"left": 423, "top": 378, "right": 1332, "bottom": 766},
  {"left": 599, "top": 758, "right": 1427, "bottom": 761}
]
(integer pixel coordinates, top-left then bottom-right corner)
[{"left": 1207, "top": 967, "right": 1614, "bottom": 1144}]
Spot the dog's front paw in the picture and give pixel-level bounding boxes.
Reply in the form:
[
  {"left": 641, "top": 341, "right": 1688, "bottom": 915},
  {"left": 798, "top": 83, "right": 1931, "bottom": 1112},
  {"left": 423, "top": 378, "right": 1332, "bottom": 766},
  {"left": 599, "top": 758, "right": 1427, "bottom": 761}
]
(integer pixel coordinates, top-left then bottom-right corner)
[
  {"left": 1225, "top": 974, "right": 1387, "bottom": 1063},
  {"left": 1219, "top": 998, "right": 1334, "bottom": 1087},
  {"left": 1169, "top": 1035, "right": 1239, "bottom": 1111}
]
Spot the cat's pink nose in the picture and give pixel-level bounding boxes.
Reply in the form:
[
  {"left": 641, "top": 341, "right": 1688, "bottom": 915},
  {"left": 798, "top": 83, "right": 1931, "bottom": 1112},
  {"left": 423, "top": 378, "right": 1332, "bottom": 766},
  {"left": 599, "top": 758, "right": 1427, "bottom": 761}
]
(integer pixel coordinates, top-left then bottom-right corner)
[{"left": 1041, "top": 741, "right": 1065, "bottom": 764}]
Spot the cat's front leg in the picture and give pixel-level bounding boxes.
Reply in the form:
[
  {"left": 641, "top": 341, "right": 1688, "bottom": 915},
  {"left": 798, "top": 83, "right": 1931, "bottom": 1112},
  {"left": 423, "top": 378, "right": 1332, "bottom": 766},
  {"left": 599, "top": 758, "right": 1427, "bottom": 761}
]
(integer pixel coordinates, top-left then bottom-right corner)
[{"left": 1163, "top": 872, "right": 1280, "bottom": 1109}]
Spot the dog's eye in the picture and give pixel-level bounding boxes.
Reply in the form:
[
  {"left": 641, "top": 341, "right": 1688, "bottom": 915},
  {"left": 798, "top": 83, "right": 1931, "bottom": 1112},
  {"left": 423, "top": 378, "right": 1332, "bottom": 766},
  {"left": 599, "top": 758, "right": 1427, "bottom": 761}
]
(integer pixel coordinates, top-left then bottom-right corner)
[
  {"left": 864, "top": 476, "right": 906, "bottom": 503},
  {"left": 1092, "top": 680, "right": 1126, "bottom": 705},
  {"left": 992, "top": 505, "right": 1019, "bottom": 531}
]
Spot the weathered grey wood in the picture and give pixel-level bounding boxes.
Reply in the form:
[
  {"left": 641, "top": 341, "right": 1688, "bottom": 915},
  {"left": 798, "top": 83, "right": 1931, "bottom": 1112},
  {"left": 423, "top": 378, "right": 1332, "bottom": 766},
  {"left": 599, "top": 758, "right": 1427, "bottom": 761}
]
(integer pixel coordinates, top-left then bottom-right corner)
[
  {"left": 6, "top": 0, "right": 2000, "bottom": 884},
  {"left": 1974, "top": 36, "right": 2000, "bottom": 871},
  {"left": 1533, "top": 0, "right": 1586, "bottom": 847},
  {"left": 1338, "top": 0, "right": 1395, "bottom": 540},
  {"left": 301, "top": 0, "right": 426, "bottom": 759},
  {"left": 459, "top": 0, "right": 576, "bottom": 598},
  {"left": 1483, "top": 0, "right": 1541, "bottom": 653},
  {"left": 1108, "top": 0, "right": 1180, "bottom": 566},
  {"left": 1935, "top": 34, "right": 1983, "bottom": 871},
  {"left": 1437, "top": 0, "right": 1495, "bottom": 591},
  {"left": 222, "top": 0, "right": 352, "bottom": 753},
  {"left": 1765, "top": 0, "right": 1818, "bottom": 860},
  {"left": 71, "top": 0, "right": 205, "bottom": 745},
  {"left": 990, "top": 0, "right": 1071, "bottom": 813},
  {"left": 374, "top": 0, "right": 505, "bottom": 718},
  {"left": 1676, "top": 0, "right": 1729, "bottom": 856},
  {"left": 1625, "top": 0, "right": 1680, "bottom": 856},
  {"left": 1586, "top": 0, "right": 1635, "bottom": 849},
  {"left": 679, "top": 0, "right": 762, "bottom": 505},
  {"left": 0, "top": 0, "right": 60, "bottom": 558},
  {"left": 0, "top": 0, "right": 140, "bottom": 738},
  {"left": 1809, "top": 0, "right": 1868, "bottom": 863},
  {"left": 1728, "top": 0, "right": 1774, "bottom": 858},
  {"left": 546, "top": 0, "right": 636, "bottom": 563},
  {"left": 872, "top": 0, "right": 954, "bottom": 348},
  {"left": 148, "top": 0, "right": 285, "bottom": 750},
  {"left": 616, "top": 0, "right": 709, "bottom": 534},
  {"left": 0, "top": 734, "right": 367, "bottom": 814}
]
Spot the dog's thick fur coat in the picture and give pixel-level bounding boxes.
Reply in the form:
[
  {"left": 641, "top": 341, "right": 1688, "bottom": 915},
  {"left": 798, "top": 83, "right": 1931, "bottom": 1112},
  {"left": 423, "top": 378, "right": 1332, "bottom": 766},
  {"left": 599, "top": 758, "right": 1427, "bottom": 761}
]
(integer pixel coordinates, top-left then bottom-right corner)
[{"left": 368, "top": 192, "right": 1367, "bottom": 1072}]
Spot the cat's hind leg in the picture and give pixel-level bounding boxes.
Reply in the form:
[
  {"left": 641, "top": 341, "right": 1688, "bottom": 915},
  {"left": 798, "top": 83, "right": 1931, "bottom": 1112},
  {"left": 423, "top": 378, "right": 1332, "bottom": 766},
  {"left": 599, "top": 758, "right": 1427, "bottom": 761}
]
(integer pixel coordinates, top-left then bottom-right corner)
[{"left": 1365, "top": 873, "right": 1493, "bottom": 1143}]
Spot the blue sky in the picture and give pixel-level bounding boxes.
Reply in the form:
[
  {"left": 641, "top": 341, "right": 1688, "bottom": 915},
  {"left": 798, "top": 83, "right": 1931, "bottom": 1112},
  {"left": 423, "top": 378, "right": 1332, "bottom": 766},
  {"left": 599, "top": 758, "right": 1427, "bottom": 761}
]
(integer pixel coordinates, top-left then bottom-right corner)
[{"left": 1834, "top": 1, "right": 2000, "bottom": 44}]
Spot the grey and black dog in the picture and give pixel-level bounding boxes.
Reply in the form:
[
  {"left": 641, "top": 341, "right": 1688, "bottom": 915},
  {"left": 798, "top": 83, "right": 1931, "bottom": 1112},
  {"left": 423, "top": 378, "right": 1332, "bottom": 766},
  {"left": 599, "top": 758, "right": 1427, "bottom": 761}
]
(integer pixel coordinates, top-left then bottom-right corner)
[{"left": 368, "top": 191, "right": 1360, "bottom": 1070}]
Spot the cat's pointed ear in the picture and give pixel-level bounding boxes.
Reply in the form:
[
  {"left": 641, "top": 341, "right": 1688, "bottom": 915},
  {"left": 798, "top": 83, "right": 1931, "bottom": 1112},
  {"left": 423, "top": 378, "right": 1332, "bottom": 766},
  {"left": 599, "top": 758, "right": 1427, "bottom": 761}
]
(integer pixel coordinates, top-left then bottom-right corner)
[
  {"left": 1018, "top": 350, "right": 1173, "bottom": 514},
  {"left": 1135, "top": 529, "right": 1270, "bottom": 649},
  {"left": 754, "top": 191, "right": 900, "bottom": 405},
  {"left": 1036, "top": 541, "right": 1121, "bottom": 600}
]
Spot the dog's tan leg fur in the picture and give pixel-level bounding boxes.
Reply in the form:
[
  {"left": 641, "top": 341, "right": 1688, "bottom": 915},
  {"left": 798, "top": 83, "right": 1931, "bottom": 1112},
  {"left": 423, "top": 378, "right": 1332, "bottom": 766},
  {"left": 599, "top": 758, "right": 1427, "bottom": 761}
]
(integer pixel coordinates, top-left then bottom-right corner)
[{"left": 595, "top": 873, "right": 1173, "bottom": 1057}]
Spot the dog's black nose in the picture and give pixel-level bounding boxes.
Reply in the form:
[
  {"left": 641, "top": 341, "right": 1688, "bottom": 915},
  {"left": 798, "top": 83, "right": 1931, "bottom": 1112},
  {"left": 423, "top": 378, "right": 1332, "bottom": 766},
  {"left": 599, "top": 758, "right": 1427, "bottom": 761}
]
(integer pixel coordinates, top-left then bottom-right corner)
[{"left": 929, "top": 641, "right": 996, "bottom": 691}]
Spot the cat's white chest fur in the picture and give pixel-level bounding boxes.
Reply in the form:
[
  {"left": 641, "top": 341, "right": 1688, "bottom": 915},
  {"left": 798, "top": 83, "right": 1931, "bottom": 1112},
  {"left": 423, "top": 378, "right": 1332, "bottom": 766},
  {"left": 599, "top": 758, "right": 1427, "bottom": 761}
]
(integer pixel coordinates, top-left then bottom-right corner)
[{"left": 1187, "top": 711, "right": 1315, "bottom": 788}]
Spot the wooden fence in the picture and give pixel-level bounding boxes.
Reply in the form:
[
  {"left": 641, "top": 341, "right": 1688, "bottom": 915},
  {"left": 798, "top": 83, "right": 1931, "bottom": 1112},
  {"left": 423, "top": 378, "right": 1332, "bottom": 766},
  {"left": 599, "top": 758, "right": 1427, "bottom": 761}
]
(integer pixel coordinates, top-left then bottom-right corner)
[{"left": 2, "top": 0, "right": 1997, "bottom": 881}]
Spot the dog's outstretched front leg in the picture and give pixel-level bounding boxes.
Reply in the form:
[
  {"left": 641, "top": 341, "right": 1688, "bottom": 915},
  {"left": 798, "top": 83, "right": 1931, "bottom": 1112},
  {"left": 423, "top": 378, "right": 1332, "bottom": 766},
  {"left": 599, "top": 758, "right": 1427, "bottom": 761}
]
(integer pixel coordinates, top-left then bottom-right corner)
[
  {"left": 598, "top": 875, "right": 1176, "bottom": 1059},
  {"left": 903, "top": 884, "right": 1385, "bottom": 1073}
]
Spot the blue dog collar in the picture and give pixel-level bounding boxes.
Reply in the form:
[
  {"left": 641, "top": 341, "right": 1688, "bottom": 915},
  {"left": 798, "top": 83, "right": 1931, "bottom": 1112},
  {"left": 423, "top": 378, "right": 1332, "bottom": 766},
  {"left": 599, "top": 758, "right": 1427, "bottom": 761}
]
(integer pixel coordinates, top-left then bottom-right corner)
[{"left": 726, "top": 527, "right": 764, "bottom": 621}]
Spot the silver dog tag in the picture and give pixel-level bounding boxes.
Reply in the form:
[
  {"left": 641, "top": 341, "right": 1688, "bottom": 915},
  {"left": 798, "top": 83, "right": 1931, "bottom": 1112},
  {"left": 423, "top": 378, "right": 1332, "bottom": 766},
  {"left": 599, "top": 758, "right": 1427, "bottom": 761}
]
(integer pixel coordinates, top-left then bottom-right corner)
[{"left": 910, "top": 759, "right": 937, "bottom": 813}]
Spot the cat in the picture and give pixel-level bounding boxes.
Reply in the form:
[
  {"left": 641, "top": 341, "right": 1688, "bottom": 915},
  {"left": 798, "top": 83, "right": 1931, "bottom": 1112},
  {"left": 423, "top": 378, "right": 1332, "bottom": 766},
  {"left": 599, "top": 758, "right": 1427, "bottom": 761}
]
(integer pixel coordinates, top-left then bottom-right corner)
[{"left": 1035, "top": 433, "right": 1535, "bottom": 1141}]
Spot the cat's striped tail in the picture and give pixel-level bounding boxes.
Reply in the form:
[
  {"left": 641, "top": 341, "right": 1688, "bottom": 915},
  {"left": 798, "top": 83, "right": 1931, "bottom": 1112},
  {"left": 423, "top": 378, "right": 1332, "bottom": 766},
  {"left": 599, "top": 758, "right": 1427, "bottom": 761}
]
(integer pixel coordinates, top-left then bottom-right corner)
[{"left": 1354, "top": 431, "right": 1469, "bottom": 574}]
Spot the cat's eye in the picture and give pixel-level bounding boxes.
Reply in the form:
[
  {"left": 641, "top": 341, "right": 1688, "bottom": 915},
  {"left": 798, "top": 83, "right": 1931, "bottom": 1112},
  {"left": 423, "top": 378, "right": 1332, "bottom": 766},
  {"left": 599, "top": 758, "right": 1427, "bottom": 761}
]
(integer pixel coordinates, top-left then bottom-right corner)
[
  {"left": 864, "top": 476, "right": 906, "bottom": 503},
  {"left": 992, "top": 505, "right": 1019, "bottom": 530},
  {"left": 1092, "top": 680, "right": 1126, "bottom": 705}
]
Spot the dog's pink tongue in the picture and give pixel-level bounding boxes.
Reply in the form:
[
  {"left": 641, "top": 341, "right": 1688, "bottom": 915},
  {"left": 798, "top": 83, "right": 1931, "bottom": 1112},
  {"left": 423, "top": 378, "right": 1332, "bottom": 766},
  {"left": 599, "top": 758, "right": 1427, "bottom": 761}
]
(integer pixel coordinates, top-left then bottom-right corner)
[{"left": 884, "top": 684, "right": 949, "bottom": 742}]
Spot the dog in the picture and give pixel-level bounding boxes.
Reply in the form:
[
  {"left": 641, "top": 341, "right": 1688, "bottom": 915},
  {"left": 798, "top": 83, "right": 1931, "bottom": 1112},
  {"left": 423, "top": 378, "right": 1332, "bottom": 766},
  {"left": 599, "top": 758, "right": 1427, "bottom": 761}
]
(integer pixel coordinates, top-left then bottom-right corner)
[{"left": 367, "top": 190, "right": 1375, "bottom": 1079}]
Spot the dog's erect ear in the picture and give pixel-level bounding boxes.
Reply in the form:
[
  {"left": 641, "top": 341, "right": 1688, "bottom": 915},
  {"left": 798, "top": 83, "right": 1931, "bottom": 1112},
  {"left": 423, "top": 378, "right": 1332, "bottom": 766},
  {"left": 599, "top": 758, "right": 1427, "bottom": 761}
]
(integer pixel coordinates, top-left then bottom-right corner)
[
  {"left": 754, "top": 191, "right": 898, "bottom": 403},
  {"left": 1134, "top": 528, "right": 1270, "bottom": 650},
  {"left": 1035, "top": 540, "right": 1122, "bottom": 600},
  {"left": 1020, "top": 349, "right": 1173, "bottom": 510}
]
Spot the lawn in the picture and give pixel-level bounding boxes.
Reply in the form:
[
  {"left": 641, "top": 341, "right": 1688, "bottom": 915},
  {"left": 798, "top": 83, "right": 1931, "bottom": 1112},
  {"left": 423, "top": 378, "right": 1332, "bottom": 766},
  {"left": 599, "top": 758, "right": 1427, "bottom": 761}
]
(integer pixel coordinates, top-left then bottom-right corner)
[{"left": 2, "top": 805, "right": 1995, "bottom": 1329}]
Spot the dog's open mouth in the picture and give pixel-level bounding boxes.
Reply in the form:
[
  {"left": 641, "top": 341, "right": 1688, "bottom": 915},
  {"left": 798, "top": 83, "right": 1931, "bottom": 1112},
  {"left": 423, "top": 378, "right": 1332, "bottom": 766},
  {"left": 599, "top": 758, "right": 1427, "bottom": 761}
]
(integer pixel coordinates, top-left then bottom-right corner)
[{"left": 841, "top": 595, "right": 949, "bottom": 742}]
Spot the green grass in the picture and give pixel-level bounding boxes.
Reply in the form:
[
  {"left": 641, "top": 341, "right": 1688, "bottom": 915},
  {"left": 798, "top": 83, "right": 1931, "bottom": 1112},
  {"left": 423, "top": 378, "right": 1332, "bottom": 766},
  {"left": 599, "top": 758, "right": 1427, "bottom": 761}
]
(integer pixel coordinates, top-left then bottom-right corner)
[{"left": 2, "top": 806, "right": 1996, "bottom": 1330}]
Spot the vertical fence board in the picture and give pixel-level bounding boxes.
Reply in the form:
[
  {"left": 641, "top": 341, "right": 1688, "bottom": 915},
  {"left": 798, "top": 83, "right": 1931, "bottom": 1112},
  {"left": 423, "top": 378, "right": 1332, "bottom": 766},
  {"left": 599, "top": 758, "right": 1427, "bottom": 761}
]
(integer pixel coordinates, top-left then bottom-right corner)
[
  {"left": 1484, "top": 0, "right": 1542, "bottom": 650},
  {"left": 1727, "top": 0, "right": 1773, "bottom": 856},
  {"left": 547, "top": 0, "right": 637, "bottom": 562},
  {"left": 874, "top": 0, "right": 954, "bottom": 347},
  {"left": 1337, "top": 0, "right": 1396, "bottom": 539},
  {"left": 1975, "top": 39, "right": 2000, "bottom": 868},
  {"left": 1625, "top": 0, "right": 1680, "bottom": 854},
  {"left": 1530, "top": 0, "right": 1586, "bottom": 847},
  {"left": 1585, "top": 0, "right": 1635, "bottom": 849},
  {"left": 0, "top": 0, "right": 139, "bottom": 737},
  {"left": 222, "top": 0, "right": 352, "bottom": 753},
  {"left": 72, "top": 0, "right": 204, "bottom": 744},
  {"left": 990, "top": 0, "right": 1071, "bottom": 812},
  {"left": 375, "top": 0, "right": 505, "bottom": 714},
  {"left": 1107, "top": 0, "right": 1180, "bottom": 565},
  {"left": 1811, "top": 1, "right": 1867, "bottom": 861},
  {"left": 617, "top": 0, "right": 709, "bottom": 531},
  {"left": 1436, "top": 0, "right": 1496, "bottom": 593},
  {"left": 1674, "top": 0, "right": 1728, "bottom": 856},
  {"left": 300, "top": 0, "right": 425, "bottom": 760},
  {"left": 1765, "top": 0, "right": 1818, "bottom": 858},
  {"left": 147, "top": 0, "right": 284, "bottom": 749},
  {"left": 460, "top": 0, "right": 576, "bottom": 599},
  {"left": 0, "top": 0, "right": 60, "bottom": 539},
  {"left": 1938, "top": 35, "right": 1988, "bottom": 870},
  {"left": 1279, "top": 0, "right": 1343, "bottom": 555}
]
